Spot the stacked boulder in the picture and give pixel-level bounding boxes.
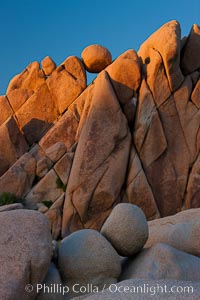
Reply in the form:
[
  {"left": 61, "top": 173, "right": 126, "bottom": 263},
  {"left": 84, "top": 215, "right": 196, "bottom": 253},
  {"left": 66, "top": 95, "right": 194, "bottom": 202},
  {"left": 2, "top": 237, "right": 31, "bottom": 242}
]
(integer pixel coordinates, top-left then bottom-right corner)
[{"left": 0, "top": 20, "right": 199, "bottom": 243}]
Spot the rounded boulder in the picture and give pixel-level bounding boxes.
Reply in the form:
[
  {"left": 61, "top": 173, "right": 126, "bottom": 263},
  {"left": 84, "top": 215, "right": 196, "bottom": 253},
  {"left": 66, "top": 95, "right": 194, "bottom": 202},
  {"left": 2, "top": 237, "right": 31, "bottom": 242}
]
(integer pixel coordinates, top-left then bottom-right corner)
[
  {"left": 81, "top": 44, "right": 112, "bottom": 73},
  {"left": 58, "top": 229, "right": 121, "bottom": 291},
  {"left": 101, "top": 203, "right": 148, "bottom": 256}
]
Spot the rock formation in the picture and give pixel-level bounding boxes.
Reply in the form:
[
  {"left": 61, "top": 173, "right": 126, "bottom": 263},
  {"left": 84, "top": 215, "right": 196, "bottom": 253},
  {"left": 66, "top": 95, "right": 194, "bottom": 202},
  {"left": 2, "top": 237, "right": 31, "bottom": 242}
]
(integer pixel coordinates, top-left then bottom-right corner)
[
  {"left": 1, "top": 18, "right": 200, "bottom": 300},
  {"left": 0, "top": 20, "right": 199, "bottom": 240}
]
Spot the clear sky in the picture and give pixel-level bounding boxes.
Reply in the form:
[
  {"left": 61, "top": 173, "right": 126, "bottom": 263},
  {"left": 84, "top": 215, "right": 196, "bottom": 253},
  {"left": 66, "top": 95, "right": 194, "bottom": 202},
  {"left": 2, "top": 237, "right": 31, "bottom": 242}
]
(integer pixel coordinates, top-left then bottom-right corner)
[{"left": 0, "top": 0, "right": 199, "bottom": 94}]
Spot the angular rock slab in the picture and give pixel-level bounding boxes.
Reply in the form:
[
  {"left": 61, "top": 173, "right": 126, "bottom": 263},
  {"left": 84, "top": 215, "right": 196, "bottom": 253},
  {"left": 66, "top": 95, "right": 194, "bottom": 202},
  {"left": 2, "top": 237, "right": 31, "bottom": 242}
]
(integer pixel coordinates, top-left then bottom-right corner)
[
  {"left": 0, "top": 116, "right": 29, "bottom": 176},
  {"left": 25, "top": 169, "right": 63, "bottom": 209},
  {"left": 0, "top": 95, "right": 13, "bottom": 125},
  {"left": 0, "top": 153, "right": 36, "bottom": 198},
  {"left": 15, "top": 83, "right": 58, "bottom": 145},
  {"left": 0, "top": 209, "right": 52, "bottom": 300},
  {"left": 7, "top": 88, "right": 34, "bottom": 112},
  {"left": 47, "top": 66, "right": 84, "bottom": 114},
  {"left": 62, "top": 71, "right": 131, "bottom": 237},
  {"left": 124, "top": 145, "right": 160, "bottom": 220}
]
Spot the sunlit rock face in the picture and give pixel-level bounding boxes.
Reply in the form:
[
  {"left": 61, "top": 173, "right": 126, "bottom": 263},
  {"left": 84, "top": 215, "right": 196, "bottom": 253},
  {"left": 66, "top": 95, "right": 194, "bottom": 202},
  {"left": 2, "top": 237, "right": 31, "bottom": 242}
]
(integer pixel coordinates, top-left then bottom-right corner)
[{"left": 0, "top": 20, "right": 200, "bottom": 239}]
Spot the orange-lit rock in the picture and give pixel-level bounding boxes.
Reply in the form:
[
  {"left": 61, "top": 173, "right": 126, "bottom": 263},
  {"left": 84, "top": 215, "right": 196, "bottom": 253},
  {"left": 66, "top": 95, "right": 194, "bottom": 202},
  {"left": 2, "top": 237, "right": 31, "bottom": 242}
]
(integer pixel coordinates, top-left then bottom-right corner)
[
  {"left": 82, "top": 44, "right": 112, "bottom": 73},
  {"left": 15, "top": 83, "right": 58, "bottom": 145},
  {"left": 63, "top": 55, "right": 87, "bottom": 89},
  {"left": 106, "top": 49, "right": 141, "bottom": 104},
  {"left": 42, "top": 55, "right": 56, "bottom": 76},
  {"left": 47, "top": 66, "right": 84, "bottom": 114},
  {"left": 0, "top": 20, "right": 200, "bottom": 241},
  {"left": 138, "top": 20, "right": 184, "bottom": 92},
  {"left": 7, "top": 88, "right": 33, "bottom": 112},
  {"left": 7, "top": 61, "right": 45, "bottom": 93},
  {"left": 0, "top": 95, "right": 13, "bottom": 125}
]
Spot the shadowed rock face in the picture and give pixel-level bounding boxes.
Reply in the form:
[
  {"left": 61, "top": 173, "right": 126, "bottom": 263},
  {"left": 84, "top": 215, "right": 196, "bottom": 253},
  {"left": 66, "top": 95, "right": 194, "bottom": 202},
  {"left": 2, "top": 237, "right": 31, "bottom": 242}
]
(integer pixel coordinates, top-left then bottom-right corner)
[{"left": 0, "top": 20, "right": 200, "bottom": 239}]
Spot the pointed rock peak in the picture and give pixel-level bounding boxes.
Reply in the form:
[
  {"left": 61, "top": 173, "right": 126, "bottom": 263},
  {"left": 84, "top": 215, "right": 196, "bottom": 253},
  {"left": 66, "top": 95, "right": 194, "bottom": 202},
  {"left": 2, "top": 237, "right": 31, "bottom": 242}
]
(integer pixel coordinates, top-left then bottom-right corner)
[{"left": 138, "top": 20, "right": 184, "bottom": 92}]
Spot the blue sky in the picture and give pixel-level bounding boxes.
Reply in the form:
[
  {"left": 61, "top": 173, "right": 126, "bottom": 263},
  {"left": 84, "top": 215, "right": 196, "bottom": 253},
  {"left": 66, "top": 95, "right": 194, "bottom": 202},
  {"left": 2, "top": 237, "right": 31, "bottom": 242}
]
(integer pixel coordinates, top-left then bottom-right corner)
[{"left": 0, "top": 0, "right": 199, "bottom": 94}]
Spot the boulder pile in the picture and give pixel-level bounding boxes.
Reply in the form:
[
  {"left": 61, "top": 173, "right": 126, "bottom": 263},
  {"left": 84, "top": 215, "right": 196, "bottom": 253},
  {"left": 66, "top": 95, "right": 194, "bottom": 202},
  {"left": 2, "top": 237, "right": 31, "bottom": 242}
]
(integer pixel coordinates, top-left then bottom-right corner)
[
  {"left": 0, "top": 19, "right": 200, "bottom": 299},
  {"left": 1, "top": 203, "right": 199, "bottom": 299}
]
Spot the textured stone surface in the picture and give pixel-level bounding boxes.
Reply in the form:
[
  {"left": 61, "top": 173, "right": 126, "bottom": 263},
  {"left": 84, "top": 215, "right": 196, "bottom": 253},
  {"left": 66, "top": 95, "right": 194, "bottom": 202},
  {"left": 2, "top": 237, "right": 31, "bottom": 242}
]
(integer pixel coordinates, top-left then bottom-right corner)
[
  {"left": 7, "top": 88, "right": 34, "bottom": 112},
  {"left": 63, "top": 55, "right": 87, "bottom": 89},
  {"left": 0, "top": 95, "right": 13, "bottom": 125},
  {"left": 173, "top": 76, "right": 199, "bottom": 165},
  {"left": 47, "top": 66, "right": 83, "bottom": 114},
  {"left": 132, "top": 43, "right": 197, "bottom": 217},
  {"left": 54, "top": 152, "right": 74, "bottom": 185},
  {"left": 106, "top": 50, "right": 141, "bottom": 104},
  {"left": 120, "top": 243, "right": 200, "bottom": 282},
  {"left": 62, "top": 71, "right": 131, "bottom": 237},
  {"left": 45, "top": 194, "right": 65, "bottom": 240},
  {"left": 82, "top": 44, "right": 112, "bottom": 73},
  {"left": 45, "top": 142, "right": 67, "bottom": 163},
  {"left": 138, "top": 20, "right": 184, "bottom": 91},
  {"left": 0, "top": 117, "right": 29, "bottom": 176},
  {"left": 39, "top": 110, "right": 78, "bottom": 152},
  {"left": 15, "top": 83, "right": 58, "bottom": 145},
  {"left": 0, "top": 209, "right": 52, "bottom": 300},
  {"left": 25, "top": 169, "right": 63, "bottom": 209},
  {"left": 124, "top": 145, "right": 160, "bottom": 220},
  {"left": 145, "top": 209, "right": 200, "bottom": 257},
  {"left": 0, "top": 153, "right": 36, "bottom": 198},
  {"left": 0, "top": 20, "right": 200, "bottom": 242},
  {"left": 36, "top": 157, "right": 53, "bottom": 178},
  {"left": 101, "top": 204, "right": 148, "bottom": 256},
  {"left": 58, "top": 229, "right": 121, "bottom": 298},
  {"left": 42, "top": 56, "right": 56, "bottom": 76},
  {"left": 7, "top": 61, "right": 45, "bottom": 94}
]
